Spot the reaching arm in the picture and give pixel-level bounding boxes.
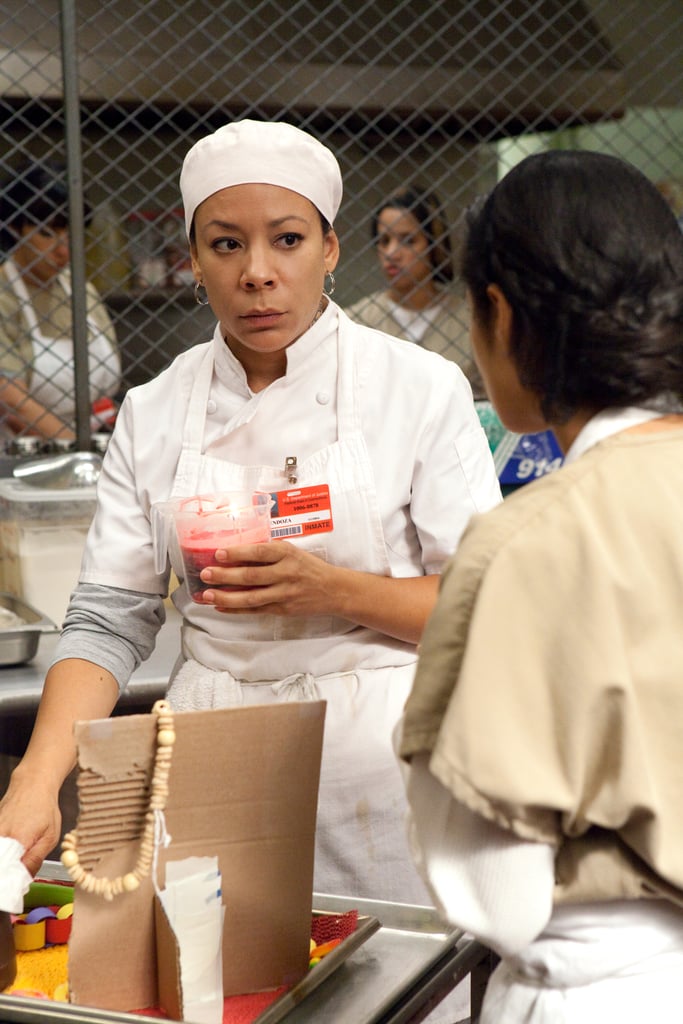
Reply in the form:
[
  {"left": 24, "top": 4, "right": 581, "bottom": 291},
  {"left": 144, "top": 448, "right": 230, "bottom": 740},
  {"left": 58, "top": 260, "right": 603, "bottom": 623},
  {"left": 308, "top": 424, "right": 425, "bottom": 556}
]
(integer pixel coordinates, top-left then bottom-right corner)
[
  {"left": 0, "top": 658, "right": 119, "bottom": 875},
  {"left": 320, "top": 564, "right": 440, "bottom": 644},
  {"left": 0, "top": 375, "right": 74, "bottom": 440}
]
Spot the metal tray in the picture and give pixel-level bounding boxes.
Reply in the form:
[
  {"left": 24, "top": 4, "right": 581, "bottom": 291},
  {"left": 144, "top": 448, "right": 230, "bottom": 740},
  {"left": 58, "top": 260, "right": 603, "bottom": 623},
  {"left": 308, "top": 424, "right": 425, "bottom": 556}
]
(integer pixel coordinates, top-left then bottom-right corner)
[
  {"left": 0, "top": 593, "right": 58, "bottom": 667},
  {"left": 254, "top": 910, "right": 381, "bottom": 1024},
  {"left": 0, "top": 909, "right": 381, "bottom": 1024},
  {"left": 275, "top": 894, "right": 484, "bottom": 1024},
  {"left": 0, "top": 866, "right": 486, "bottom": 1024}
]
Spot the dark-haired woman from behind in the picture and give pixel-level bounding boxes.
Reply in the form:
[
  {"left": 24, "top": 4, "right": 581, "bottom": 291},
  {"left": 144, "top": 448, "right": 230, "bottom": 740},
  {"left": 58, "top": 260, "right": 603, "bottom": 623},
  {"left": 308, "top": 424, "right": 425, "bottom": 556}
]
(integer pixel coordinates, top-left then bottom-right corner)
[
  {"left": 345, "top": 183, "right": 483, "bottom": 396},
  {"left": 398, "top": 149, "right": 683, "bottom": 1022}
]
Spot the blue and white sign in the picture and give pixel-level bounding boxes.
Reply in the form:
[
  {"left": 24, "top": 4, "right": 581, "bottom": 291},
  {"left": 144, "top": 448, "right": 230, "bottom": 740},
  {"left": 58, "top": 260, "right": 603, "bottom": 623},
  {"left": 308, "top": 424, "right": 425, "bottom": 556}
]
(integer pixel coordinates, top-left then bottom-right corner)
[{"left": 494, "top": 429, "right": 564, "bottom": 485}]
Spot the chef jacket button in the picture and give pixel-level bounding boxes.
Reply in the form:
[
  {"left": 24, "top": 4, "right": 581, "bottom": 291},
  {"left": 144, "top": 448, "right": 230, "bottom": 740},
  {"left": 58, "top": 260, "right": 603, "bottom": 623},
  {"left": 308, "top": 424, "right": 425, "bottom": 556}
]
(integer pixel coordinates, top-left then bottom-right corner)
[
  {"left": 316, "top": 391, "right": 330, "bottom": 405},
  {"left": 206, "top": 399, "right": 217, "bottom": 414}
]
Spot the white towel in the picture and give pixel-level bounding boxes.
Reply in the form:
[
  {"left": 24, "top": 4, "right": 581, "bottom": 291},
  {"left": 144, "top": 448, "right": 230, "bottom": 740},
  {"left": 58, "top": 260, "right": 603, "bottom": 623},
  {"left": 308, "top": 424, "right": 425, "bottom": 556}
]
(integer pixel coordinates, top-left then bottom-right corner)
[
  {"left": 0, "top": 837, "right": 32, "bottom": 914},
  {"left": 166, "top": 659, "right": 244, "bottom": 711}
]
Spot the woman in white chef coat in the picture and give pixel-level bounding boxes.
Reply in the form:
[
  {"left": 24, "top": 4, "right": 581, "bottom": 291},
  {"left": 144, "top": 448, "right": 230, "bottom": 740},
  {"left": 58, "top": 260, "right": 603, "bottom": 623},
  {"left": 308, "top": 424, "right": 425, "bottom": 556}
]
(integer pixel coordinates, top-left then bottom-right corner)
[
  {"left": 0, "top": 122, "right": 500, "bottom": 914},
  {"left": 399, "top": 150, "right": 683, "bottom": 1022},
  {"left": 0, "top": 160, "right": 120, "bottom": 441}
]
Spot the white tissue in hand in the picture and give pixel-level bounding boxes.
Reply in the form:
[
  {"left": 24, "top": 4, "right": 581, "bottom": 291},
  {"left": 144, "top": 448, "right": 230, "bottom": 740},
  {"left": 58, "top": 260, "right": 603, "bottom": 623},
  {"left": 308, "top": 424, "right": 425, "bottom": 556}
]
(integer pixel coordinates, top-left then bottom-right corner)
[{"left": 0, "top": 837, "right": 33, "bottom": 914}]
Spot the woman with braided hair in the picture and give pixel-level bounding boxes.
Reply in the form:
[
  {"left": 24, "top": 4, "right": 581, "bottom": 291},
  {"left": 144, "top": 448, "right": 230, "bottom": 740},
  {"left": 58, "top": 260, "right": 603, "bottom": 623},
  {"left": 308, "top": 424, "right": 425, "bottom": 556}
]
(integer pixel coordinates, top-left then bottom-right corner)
[{"left": 398, "top": 149, "right": 683, "bottom": 1022}]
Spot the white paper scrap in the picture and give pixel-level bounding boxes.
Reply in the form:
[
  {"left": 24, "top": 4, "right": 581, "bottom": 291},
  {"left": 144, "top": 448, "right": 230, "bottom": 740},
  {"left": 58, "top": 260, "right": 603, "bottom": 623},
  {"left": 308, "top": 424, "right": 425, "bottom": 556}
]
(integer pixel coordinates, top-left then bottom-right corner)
[{"left": 160, "top": 856, "right": 224, "bottom": 1024}]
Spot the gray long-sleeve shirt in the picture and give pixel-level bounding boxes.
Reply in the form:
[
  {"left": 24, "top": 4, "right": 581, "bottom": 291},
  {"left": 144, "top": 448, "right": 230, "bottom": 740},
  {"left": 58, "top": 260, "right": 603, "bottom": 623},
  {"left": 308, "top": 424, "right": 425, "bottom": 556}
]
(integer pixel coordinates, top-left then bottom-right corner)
[{"left": 51, "top": 583, "right": 166, "bottom": 691}]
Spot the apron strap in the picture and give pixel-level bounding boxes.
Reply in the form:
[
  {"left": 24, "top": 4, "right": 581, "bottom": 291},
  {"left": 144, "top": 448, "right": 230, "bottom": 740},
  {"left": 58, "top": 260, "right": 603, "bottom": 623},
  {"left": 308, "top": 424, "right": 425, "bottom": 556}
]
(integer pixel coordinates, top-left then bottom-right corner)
[
  {"left": 171, "top": 343, "right": 215, "bottom": 498},
  {"left": 4, "top": 258, "right": 41, "bottom": 336}
]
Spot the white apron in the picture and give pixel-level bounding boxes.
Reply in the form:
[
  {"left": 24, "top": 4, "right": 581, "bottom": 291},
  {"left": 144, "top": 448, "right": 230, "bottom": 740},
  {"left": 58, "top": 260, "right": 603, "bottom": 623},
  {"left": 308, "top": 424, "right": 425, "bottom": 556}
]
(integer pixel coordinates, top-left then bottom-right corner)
[
  {"left": 164, "top": 326, "right": 432, "bottom": 906},
  {"left": 5, "top": 259, "right": 119, "bottom": 426}
]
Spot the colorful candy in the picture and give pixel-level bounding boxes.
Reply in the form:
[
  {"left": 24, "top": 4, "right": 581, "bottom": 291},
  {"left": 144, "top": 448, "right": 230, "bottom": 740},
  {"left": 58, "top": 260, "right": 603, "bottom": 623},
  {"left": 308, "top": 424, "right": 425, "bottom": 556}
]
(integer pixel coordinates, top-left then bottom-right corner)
[
  {"left": 308, "top": 936, "right": 342, "bottom": 968},
  {"left": 12, "top": 892, "right": 74, "bottom": 952}
]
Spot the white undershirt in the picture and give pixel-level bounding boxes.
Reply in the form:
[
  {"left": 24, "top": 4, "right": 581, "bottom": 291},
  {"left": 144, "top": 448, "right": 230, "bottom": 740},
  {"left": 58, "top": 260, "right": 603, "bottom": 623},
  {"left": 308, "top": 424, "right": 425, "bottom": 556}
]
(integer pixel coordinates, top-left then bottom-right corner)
[
  {"left": 401, "top": 747, "right": 683, "bottom": 1009},
  {"left": 389, "top": 296, "right": 445, "bottom": 343},
  {"left": 402, "top": 748, "right": 555, "bottom": 958},
  {"left": 564, "top": 406, "right": 662, "bottom": 464}
]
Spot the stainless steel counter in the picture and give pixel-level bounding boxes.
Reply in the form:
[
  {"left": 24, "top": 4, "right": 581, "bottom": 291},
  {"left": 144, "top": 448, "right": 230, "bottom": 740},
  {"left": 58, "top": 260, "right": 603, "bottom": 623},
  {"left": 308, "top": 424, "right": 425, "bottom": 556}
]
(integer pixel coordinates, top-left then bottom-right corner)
[
  {"left": 267, "top": 894, "right": 487, "bottom": 1024},
  {"left": 0, "top": 877, "right": 488, "bottom": 1024},
  {"left": 0, "top": 607, "right": 181, "bottom": 716}
]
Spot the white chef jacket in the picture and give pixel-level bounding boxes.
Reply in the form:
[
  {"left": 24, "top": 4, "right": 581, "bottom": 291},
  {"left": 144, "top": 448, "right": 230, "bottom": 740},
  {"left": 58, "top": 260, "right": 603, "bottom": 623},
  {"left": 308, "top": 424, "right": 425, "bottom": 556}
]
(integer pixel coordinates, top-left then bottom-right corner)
[
  {"left": 81, "top": 302, "right": 501, "bottom": 681},
  {"left": 75, "top": 304, "right": 499, "bottom": 1020}
]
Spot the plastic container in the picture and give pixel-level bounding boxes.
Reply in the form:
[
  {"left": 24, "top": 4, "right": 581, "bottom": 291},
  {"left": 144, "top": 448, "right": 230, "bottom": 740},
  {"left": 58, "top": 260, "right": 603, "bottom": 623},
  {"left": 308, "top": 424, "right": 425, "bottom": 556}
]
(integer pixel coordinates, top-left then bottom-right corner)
[
  {"left": 152, "top": 491, "right": 272, "bottom": 602},
  {"left": 0, "top": 478, "right": 97, "bottom": 627}
]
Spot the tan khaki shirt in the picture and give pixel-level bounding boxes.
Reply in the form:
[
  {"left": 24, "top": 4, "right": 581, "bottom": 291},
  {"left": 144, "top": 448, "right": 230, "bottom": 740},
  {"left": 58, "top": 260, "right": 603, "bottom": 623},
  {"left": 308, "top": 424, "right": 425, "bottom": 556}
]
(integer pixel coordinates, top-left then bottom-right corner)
[
  {"left": 401, "top": 426, "right": 683, "bottom": 906},
  {"left": 0, "top": 262, "right": 116, "bottom": 384}
]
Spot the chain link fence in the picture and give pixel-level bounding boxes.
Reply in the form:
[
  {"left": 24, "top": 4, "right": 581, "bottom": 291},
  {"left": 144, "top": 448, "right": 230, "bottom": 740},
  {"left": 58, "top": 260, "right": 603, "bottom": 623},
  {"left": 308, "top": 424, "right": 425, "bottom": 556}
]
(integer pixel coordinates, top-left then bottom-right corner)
[{"left": 1, "top": 0, "right": 681, "bottom": 446}]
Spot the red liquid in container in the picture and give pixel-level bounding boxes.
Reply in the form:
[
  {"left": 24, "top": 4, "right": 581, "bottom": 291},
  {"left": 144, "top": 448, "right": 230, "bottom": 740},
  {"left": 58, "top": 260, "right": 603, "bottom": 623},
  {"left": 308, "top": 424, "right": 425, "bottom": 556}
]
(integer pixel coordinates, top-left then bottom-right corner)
[{"left": 180, "top": 523, "right": 270, "bottom": 601}]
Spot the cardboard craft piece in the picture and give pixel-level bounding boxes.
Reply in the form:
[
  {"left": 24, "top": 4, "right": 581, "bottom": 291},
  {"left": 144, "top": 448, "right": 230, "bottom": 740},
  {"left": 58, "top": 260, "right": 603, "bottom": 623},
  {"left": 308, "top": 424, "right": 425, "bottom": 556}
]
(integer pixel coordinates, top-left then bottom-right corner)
[{"left": 67, "top": 701, "right": 326, "bottom": 1014}]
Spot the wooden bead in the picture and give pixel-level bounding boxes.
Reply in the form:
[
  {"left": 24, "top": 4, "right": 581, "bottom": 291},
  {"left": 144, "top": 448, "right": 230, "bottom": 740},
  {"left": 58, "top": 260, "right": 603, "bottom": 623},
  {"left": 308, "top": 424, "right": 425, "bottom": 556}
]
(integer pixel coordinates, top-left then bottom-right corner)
[
  {"left": 157, "top": 729, "right": 176, "bottom": 747},
  {"left": 122, "top": 873, "right": 140, "bottom": 892},
  {"left": 61, "top": 849, "right": 79, "bottom": 868}
]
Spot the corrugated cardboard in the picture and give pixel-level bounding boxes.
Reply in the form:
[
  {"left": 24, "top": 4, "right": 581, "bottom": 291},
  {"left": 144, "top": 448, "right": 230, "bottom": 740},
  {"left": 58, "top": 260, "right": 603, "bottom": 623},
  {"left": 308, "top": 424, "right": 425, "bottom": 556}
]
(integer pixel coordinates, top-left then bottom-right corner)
[{"left": 66, "top": 701, "right": 326, "bottom": 1016}]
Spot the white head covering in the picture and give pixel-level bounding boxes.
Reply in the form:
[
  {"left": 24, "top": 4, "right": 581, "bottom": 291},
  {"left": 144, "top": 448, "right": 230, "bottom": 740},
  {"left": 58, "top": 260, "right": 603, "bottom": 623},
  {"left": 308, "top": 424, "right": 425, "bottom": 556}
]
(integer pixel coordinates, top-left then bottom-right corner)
[{"left": 180, "top": 119, "right": 343, "bottom": 237}]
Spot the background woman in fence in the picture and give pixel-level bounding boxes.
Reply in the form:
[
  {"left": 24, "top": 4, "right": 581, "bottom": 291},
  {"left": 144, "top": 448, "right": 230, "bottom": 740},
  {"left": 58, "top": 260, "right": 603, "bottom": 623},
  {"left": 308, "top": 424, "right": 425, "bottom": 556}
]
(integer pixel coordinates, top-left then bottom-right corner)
[
  {"left": 399, "top": 149, "right": 683, "bottom": 1022},
  {"left": 345, "top": 182, "right": 483, "bottom": 396},
  {"left": 0, "top": 159, "right": 120, "bottom": 441}
]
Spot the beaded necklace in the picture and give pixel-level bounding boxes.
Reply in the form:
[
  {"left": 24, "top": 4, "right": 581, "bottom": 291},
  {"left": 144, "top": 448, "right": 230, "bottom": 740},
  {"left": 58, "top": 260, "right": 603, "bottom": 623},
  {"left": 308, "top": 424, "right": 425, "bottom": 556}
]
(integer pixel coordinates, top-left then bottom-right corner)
[{"left": 60, "top": 700, "right": 175, "bottom": 902}]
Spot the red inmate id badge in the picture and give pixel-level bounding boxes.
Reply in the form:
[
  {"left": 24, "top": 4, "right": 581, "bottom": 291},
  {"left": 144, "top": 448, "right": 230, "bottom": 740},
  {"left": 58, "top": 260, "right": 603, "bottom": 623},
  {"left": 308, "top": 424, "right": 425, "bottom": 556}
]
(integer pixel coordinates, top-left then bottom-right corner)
[{"left": 270, "top": 484, "right": 334, "bottom": 539}]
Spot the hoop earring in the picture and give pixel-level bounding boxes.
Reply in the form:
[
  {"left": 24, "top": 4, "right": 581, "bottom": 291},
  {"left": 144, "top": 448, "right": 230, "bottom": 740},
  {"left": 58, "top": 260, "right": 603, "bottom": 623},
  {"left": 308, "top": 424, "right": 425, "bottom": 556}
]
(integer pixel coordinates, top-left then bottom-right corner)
[
  {"left": 323, "top": 271, "right": 336, "bottom": 297},
  {"left": 194, "top": 281, "right": 209, "bottom": 306}
]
